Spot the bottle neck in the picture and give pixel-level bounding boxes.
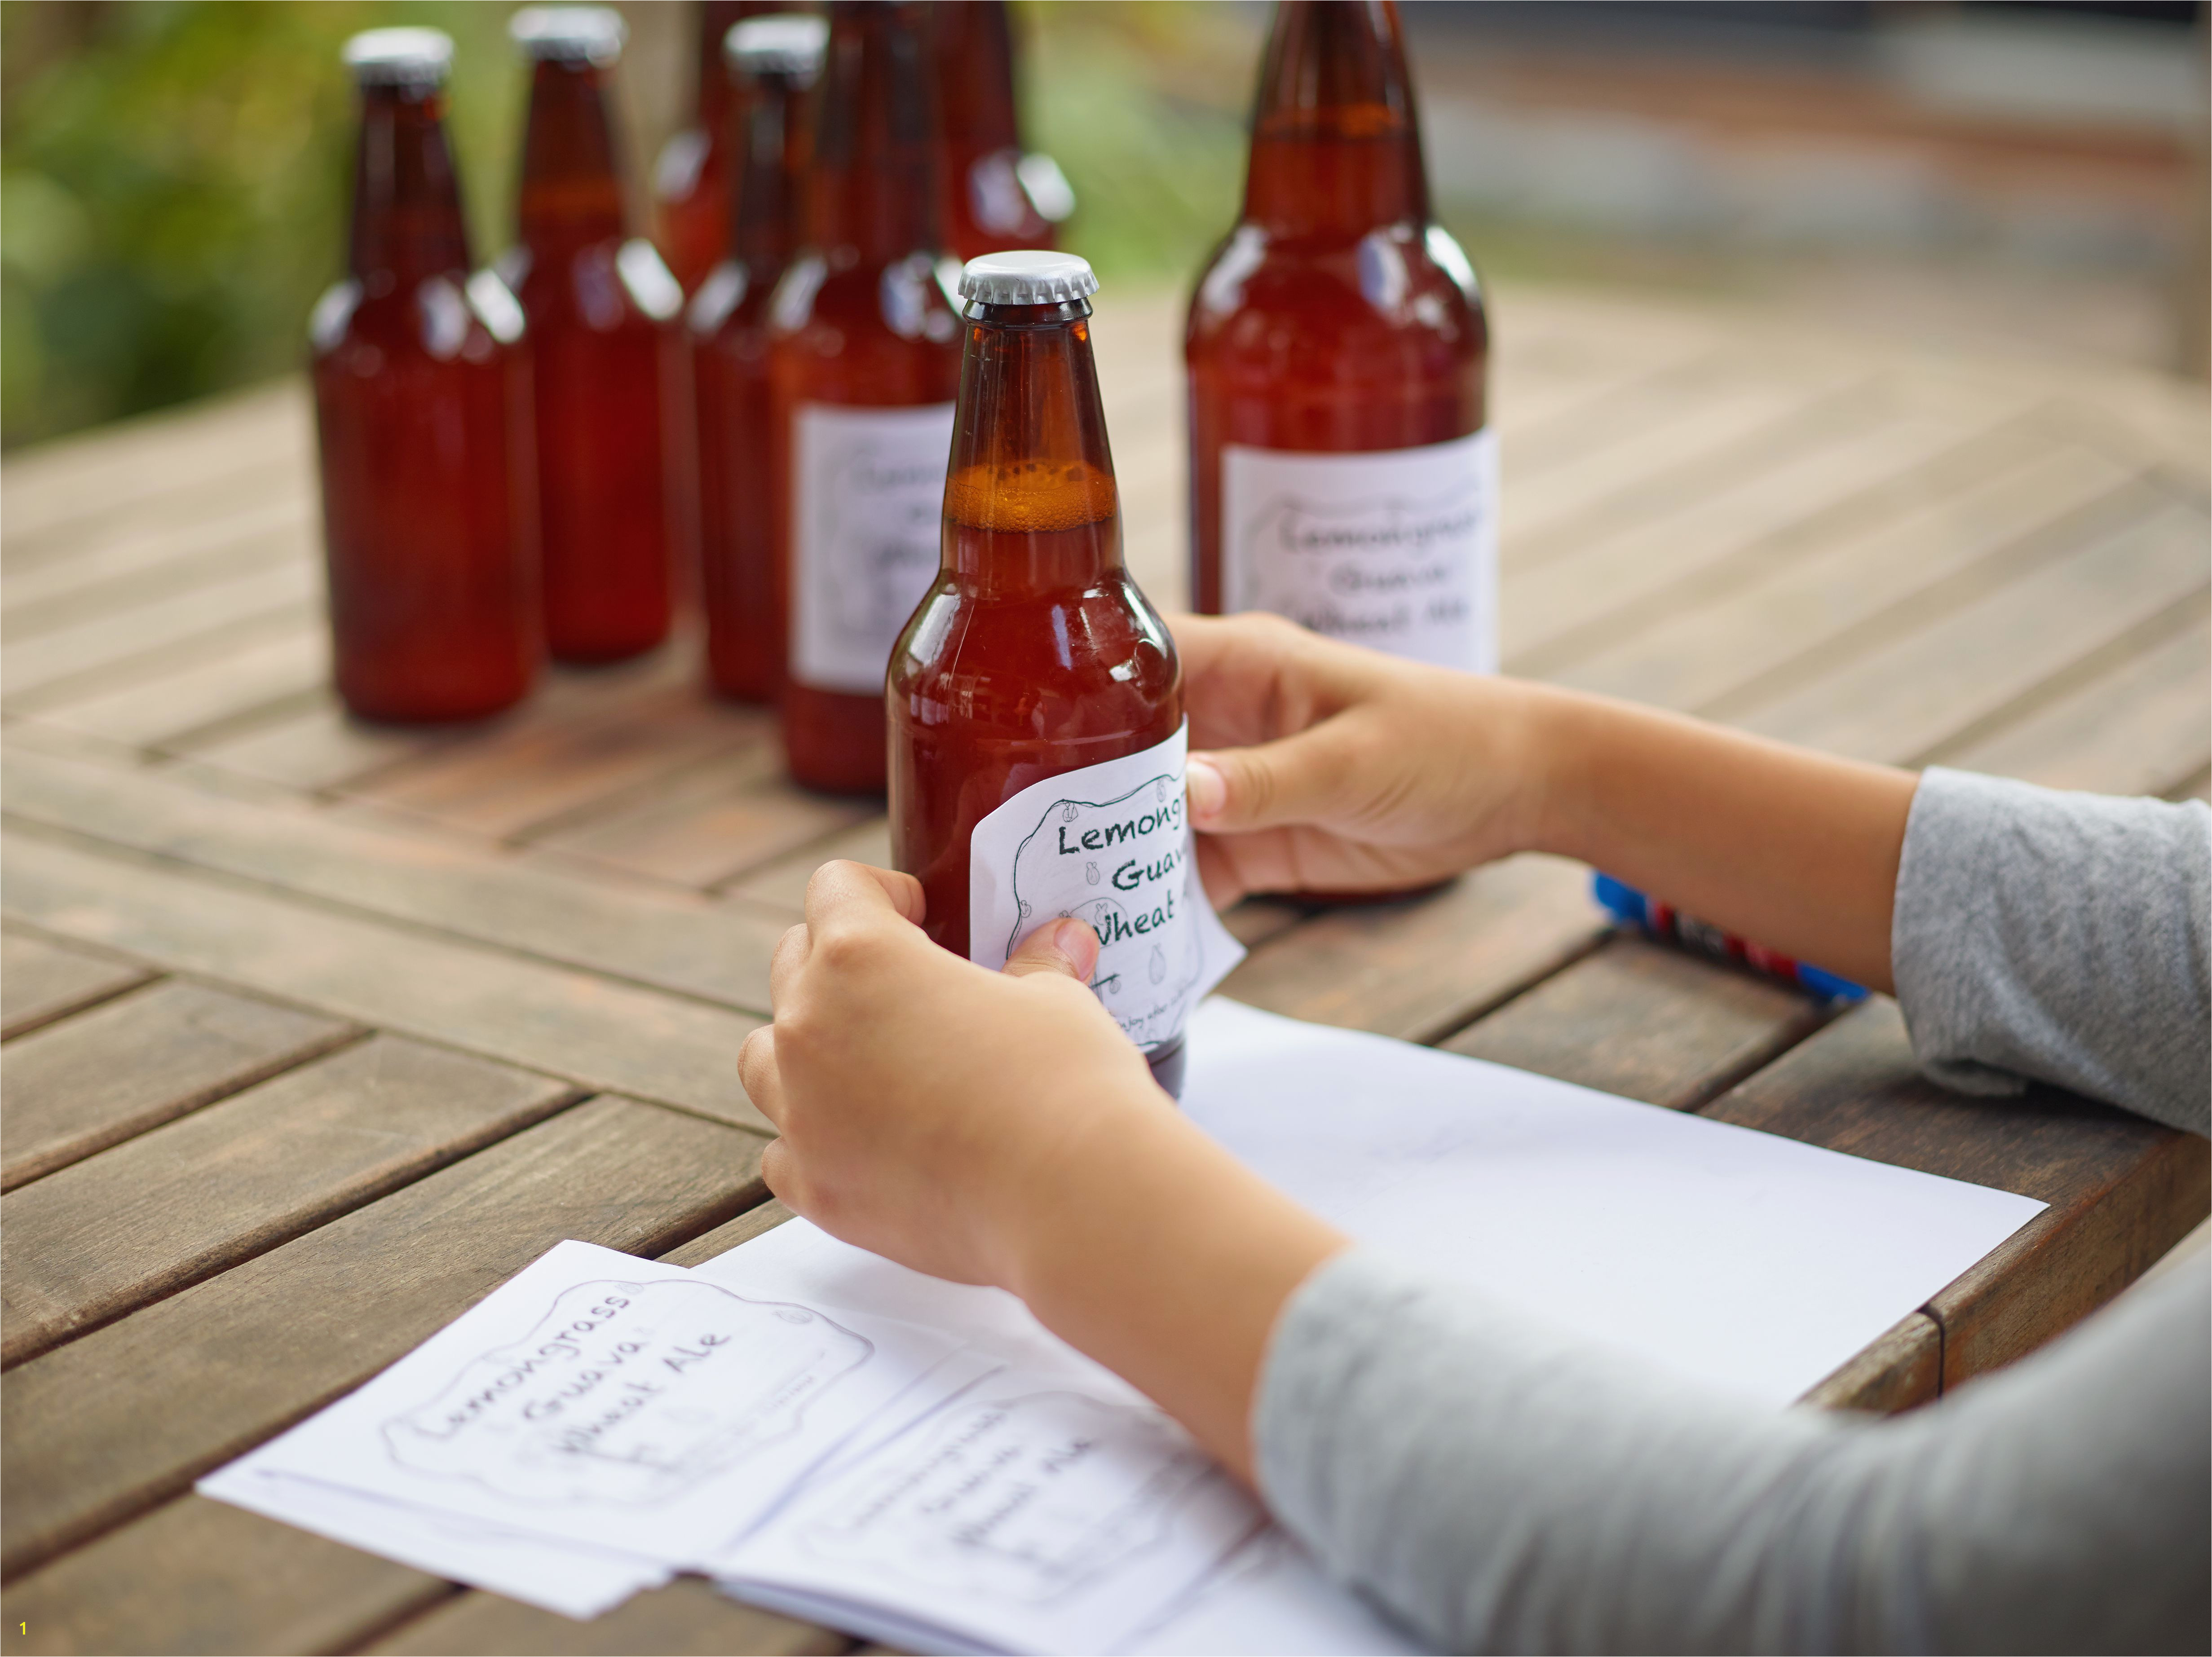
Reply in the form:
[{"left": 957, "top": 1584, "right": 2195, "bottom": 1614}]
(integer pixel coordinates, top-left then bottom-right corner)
[
  {"left": 517, "top": 58, "right": 627, "bottom": 254},
  {"left": 810, "top": 3, "right": 940, "bottom": 265},
  {"left": 930, "top": 0, "right": 1020, "bottom": 158},
  {"left": 944, "top": 305, "right": 1121, "bottom": 591},
  {"left": 696, "top": 0, "right": 752, "bottom": 135},
  {"left": 729, "top": 67, "right": 809, "bottom": 272},
  {"left": 1239, "top": 0, "right": 1429, "bottom": 240},
  {"left": 349, "top": 83, "right": 472, "bottom": 288}
]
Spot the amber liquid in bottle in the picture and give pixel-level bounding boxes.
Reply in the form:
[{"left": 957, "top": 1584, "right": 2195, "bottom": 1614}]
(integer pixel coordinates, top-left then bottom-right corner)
[
  {"left": 312, "top": 50, "right": 538, "bottom": 724},
  {"left": 889, "top": 270, "right": 1186, "bottom": 1097},
  {"left": 691, "top": 21, "right": 818, "bottom": 702},
  {"left": 655, "top": 0, "right": 768, "bottom": 295},
  {"left": 1187, "top": 0, "right": 1490, "bottom": 657},
  {"left": 771, "top": 1, "right": 961, "bottom": 795},
  {"left": 927, "top": 0, "right": 1055, "bottom": 263},
  {"left": 510, "top": 37, "right": 679, "bottom": 664}
]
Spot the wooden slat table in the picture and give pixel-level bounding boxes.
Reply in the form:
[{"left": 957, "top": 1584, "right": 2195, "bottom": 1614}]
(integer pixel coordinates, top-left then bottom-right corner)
[{"left": 2, "top": 282, "right": 2206, "bottom": 1656}]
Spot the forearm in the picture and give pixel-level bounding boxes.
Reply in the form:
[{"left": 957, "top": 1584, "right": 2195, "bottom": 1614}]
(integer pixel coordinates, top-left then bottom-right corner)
[
  {"left": 1528, "top": 687, "right": 1917, "bottom": 993},
  {"left": 1258, "top": 1248, "right": 2210, "bottom": 1654},
  {"left": 999, "top": 1096, "right": 1348, "bottom": 1483}
]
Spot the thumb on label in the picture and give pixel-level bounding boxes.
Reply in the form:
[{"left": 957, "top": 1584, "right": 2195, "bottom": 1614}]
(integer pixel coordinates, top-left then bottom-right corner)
[{"left": 1003, "top": 917, "right": 1100, "bottom": 983}]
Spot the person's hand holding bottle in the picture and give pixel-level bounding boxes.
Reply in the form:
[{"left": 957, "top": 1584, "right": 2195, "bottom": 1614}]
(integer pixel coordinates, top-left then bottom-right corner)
[
  {"left": 1179, "top": 612, "right": 1557, "bottom": 906},
  {"left": 1180, "top": 611, "right": 1914, "bottom": 994}
]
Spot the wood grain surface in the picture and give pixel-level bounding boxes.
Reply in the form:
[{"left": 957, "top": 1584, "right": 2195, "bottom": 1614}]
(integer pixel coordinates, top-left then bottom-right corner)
[
  {"left": 2, "top": 746, "right": 789, "bottom": 1013},
  {"left": 1, "top": 978, "right": 357, "bottom": 1190},
  {"left": 0, "top": 926, "right": 154, "bottom": 1041},
  {"left": 0, "top": 1492, "right": 455, "bottom": 1657},
  {"left": 0, "top": 828, "right": 770, "bottom": 1132},
  {"left": 0, "top": 280, "right": 2202, "bottom": 1655},
  {"left": 1, "top": 1037, "right": 577, "bottom": 1366},
  {"left": 1442, "top": 932, "right": 1832, "bottom": 1111},
  {"left": 362, "top": 1579, "right": 843, "bottom": 1657},
  {"left": 0, "top": 1097, "right": 768, "bottom": 1578}
]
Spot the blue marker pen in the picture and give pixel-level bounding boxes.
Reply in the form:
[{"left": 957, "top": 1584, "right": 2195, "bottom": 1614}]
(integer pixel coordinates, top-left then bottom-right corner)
[{"left": 1592, "top": 872, "right": 1868, "bottom": 1002}]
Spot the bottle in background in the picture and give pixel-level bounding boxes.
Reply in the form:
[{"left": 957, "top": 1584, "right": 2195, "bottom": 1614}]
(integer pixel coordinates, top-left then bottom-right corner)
[
  {"left": 926, "top": 1, "right": 1073, "bottom": 263},
  {"left": 1187, "top": 0, "right": 1494, "bottom": 673},
  {"left": 506, "top": 7, "right": 683, "bottom": 666},
  {"left": 891, "top": 251, "right": 1201, "bottom": 1097},
  {"left": 654, "top": 0, "right": 753, "bottom": 296},
  {"left": 770, "top": 0, "right": 960, "bottom": 795},
  {"left": 312, "top": 28, "right": 538, "bottom": 724},
  {"left": 690, "top": 13, "right": 827, "bottom": 703}
]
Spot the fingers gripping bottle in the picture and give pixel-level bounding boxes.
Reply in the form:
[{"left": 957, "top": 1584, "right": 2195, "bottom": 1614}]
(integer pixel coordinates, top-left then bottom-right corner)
[
  {"left": 312, "top": 29, "right": 538, "bottom": 723},
  {"left": 690, "top": 13, "right": 826, "bottom": 703},
  {"left": 1188, "top": 0, "right": 1494, "bottom": 673},
  {"left": 506, "top": 8, "right": 682, "bottom": 665},
  {"left": 891, "top": 253, "right": 1245, "bottom": 1100},
  {"left": 770, "top": 0, "right": 961, "bottom": 794}
]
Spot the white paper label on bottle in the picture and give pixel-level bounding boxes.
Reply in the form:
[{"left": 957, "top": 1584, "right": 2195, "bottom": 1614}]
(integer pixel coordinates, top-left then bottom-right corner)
[
  {"left": 967, "top": 722, "right": 1245, "bottom": 1054},
  {"left": 791, "top": 401, "right": 956, "bottom": 695},
  {"left": 1221, "top": 428, "right": 1500, "bottom": 672}
]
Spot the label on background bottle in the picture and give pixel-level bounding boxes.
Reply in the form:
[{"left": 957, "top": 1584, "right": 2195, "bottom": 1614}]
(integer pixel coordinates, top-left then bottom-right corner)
[
  {"left": 1221, "top": 428, "right": 1500, "bottom": 672},
  {"left": 967, "top": 722, "right": 1245, "bottom": 1054},
  {"left": 791, "top": 401, "right": 957, "bottom": 695}
]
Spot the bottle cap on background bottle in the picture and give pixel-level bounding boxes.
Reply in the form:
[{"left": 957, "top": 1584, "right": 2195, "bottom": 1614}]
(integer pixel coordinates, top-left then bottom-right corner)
[
  {"left": 508, "top": 7, "right": 627, "bottom": 65},
  {"left": 342, "top": 28, "right": 454, "bottom": 88},
  {"left": 958, "top": 251, "right": 1099, "bottom": 308},
  {"left": 727, "top": 14, "right": 831, "bottom": 80}
]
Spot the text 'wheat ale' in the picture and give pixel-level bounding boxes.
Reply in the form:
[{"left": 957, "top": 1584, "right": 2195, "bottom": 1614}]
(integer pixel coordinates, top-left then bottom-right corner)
[
  {"left": 507, "top": 7, "right": 682, "bottom": 665},
  {"left": 690, "top": 13, "right": 826, "bottom": 702},
  {"left": 892, "top": 252, "right": 1241, "bottom": 1100},
  {"left": 1188, "top": 0, "right": 1494, "bottom": 672},
  {"left": 312, "top": 29, "right": 537, "bottom": 723},
  {"left": 770, "top": 0, "right": 959, "bottom": 794}
]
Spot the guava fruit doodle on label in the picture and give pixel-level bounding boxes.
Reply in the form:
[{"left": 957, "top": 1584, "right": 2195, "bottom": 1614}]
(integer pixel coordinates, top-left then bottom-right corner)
[{"left": 967, "top": 721, "right": 1244, "bottom": 1053}]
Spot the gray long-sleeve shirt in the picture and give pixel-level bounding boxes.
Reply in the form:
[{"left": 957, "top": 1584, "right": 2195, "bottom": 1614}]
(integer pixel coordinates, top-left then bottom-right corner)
[{"left": 1255, "top": 769, "right": 2212, "bottom": 1654}]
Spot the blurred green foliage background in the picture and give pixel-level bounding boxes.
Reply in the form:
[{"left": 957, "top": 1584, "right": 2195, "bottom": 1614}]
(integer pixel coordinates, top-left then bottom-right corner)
[{"left": 0, "top": 0, "right": 1259, "bottom": 452}]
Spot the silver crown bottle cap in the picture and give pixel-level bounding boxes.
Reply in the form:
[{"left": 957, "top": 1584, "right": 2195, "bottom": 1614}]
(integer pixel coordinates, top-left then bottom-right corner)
[
  {"left": 343, "top": 28, "right": 454, "bottom": 87},
  {"left": 509, "top": 7, "right": 627, "bottom": 63},
  {"left": 958, "top": 250, "right": 1099, "bottom": 308},
  {"left": 727, "top": 14, "right": 830, "bottom": 79}
]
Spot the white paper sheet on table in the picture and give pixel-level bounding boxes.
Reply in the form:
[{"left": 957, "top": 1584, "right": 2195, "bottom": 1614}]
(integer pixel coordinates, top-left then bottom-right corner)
[
  {"left": 198, "top": 999, "right": 2047, "bottom": 1653},
  {"left": 1179, "top": 998, "right": 2045, "bottom": 1406},
  {"left": 196, "top": 1461, "right": 676, "bottom": 1620},
  {"left": 701, "top": 999, "right": 2044, "bottom": 1651},
  {"left": 197, "top": 1239, "right": 978, "bottom": 1614}
]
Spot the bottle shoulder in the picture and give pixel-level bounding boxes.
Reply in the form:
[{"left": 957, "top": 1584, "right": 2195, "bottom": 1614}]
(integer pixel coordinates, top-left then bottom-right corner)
[
  {"left": 688, "top": 257, "right": 786, "bottom": 344},
  {"left": 1186, "top": 222, "right": 1485, "bottom": 358},
  {"left": 309, "top": 273, "right": 517, "bottom": 369},
  {"left": 768, "top": 252, "right": 963, "bottom": 369},
  {"left": 505, "top": 238, "right": 682, "bottom": 337},
  {"left": 891, "top": 577, "right": 1179, "bottom": 706}
]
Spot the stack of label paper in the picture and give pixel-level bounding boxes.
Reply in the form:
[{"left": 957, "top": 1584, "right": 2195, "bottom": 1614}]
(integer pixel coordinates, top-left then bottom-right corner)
[{"left": 204, "top": 999, "right": 2046, "bottom": 1654}]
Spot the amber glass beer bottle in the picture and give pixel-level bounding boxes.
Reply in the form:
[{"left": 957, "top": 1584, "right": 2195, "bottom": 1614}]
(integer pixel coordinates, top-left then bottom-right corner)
[
  {"left": 926, "top": 1, "right": 1065, "bottom": 263},
  {"left": 691, "top": 13, "right": 826, "bottom": 702},
  {"left": 1187, "top": 0, "right": 1493, "bottom": 672},
  {"left": 508, "top": 8, "right": 682, "bottom": 665},
  {"left": 893, "top": 252, "right": 1210, "bottom": 1097},
  {"left": 654, "top": 0, "right": 761, "bottom": 295},
  {"left": 771, "top": 0, "right": 960, "bottom": 794},
  {"left": 312, "top": 29, "right": 537, "bottom": 723}
]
